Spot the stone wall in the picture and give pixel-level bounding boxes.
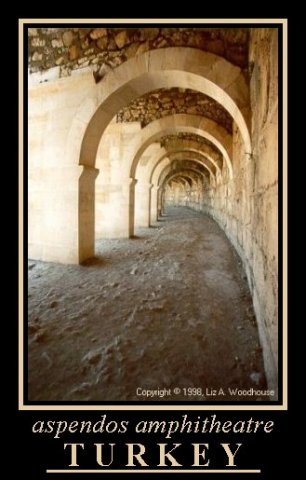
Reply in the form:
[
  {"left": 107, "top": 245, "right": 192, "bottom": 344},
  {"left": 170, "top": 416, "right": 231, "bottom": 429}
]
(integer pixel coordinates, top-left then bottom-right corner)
[
  {"left": 165, "top": 180, "right": 203, "bottom": 210},
  {"left": 116, "top": 88, "right": 233, "bottom": 133},
  {"left": 28, "top": 27, "right": 249, "bottom": 78},
  {"left": 175, "top": 29, "right": 278, "bottom": 394},
  {"left": 28, "top": 73, "right": 96, "bottom": 263}
]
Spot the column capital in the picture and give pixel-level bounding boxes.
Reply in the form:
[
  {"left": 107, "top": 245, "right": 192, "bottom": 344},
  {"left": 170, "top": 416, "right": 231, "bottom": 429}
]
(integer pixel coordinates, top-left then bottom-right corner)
[
  {"left": 79, "top": 164, "right": 99, "bottom": 180},
  {"left": 129, "top": 177, "right": 138, "bottom": 187}
]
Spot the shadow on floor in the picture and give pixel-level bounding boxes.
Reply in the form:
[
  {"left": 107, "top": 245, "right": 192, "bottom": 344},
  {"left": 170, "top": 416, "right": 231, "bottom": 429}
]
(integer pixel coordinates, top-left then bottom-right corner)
[{"left": 81, "top": 256, "right": 106, "bottom": 267}]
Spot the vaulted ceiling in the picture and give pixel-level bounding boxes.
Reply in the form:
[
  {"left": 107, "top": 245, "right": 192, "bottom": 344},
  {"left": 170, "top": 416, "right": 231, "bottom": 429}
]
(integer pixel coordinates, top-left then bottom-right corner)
[
  {"left": 28, "top": 27, "right": 249, "bottom": 75},
  {"left": 28, "top": 26, "right": 250, "bottom": 189},
  {"left": 116, "top": 88, "right": 233, "bottom": 133}
]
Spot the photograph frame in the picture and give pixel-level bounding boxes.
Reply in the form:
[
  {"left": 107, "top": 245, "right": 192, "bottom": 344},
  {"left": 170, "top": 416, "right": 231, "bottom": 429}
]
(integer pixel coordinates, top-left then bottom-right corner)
[{"left": 19, "top": 17, "right": 288, "bottom": 412}]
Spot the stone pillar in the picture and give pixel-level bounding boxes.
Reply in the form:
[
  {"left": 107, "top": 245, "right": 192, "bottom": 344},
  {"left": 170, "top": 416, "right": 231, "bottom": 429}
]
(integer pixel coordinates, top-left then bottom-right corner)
[
  {"left": 95, "top": 181, "right": 109, "bottom": 239},
  {"left": 135, "top": 182, "right": 153, "bottom": 228},
  {"left": 95, "top": 177, "right": 136, "bottom": 239},
  {"left": 158, "top": 188, "right": 166, "bottom": 215},
  {"left": 28, "top": 164, "right": 98, "bottom": 265},
  {"left": 174, "top": 186, "right": 180, "bottom": 206},
  {"left": 199, "top": 184, "right": 204, "bottom": 211},
  {"left": 150, "top": 186, "right": 160, "bottom": 223},
  {"left": 126, "top": 178, "right": 137, "bottom": 238},
  {"left": 157, "top": 188, "right": 163, "bottom": 218},
  {"left": 79, "top": 165, "right": 100, "bottom": 263}
]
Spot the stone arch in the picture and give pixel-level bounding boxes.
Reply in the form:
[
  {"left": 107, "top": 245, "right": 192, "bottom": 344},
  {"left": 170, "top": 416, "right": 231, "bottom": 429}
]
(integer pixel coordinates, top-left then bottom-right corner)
[
  {"left": 162, "top": 169, "right": 205, "bottom": 187},
  {"left": 69, "top": 48, "right": 251, "bottom": 262},
  {"left": 170, "top": 177, "right": 191, "bottom": 187},
  {"left": 159, "top": 168, "right": 206, "bottom": 212},
  {"left": 150, "top": 137, "right": 224, "bottom": 169},
  {"left": 136, "top": 148, "right": 217, "bottom": 184},
  {"left": 163, "top": 149, "right": 220, "bottom": 174},
  {"left": 150, "top": 155, "right": 210, "bottom": 224},
  {"left": 164, "top": 169, "right": 203, "bottom": 185},
  {"left": 161, "top": 151, "right": 217, "bottom": 177},
  {"left": 135, "top": 146, "right": 221, "bottom": 184},
  {"left": 129, "top": 114, "right": 233, "bottom": 180},
  {"left": 98, "top": 114, "right": 233, "bottom": 239},
  {"left": 158, "top": 162, "right": 209, "bottom": 187},
  {"left": 134, "top": 142, "right": 216, "bottom": 228},
  {"left": 157, "top": 158, "right": 215, "bottom": 187},
  {"left": 135, "top": 151, "right": 211, "bottom": 228},
  {"left": 67, "top": 47, "right": 251, "bottom": 171}
]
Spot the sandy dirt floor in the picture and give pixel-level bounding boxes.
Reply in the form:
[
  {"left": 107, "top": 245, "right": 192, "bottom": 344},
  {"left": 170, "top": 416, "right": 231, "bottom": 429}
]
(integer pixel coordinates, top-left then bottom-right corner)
[{"left": 28, "top": 207, "right": 267, "bottom": 402}]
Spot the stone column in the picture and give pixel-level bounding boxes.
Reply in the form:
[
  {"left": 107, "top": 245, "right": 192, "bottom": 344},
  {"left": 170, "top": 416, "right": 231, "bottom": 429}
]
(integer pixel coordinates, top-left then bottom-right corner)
[
  {"left": 135, "top": 181, "right": 153, "bottom": 228},
  {"left": 79, "top": 165, "right": 100, "bottom": 263},
  {"left": 127, "top": 178, "right": 137, "bottom": 238},
  {"left": 150, "top": 185, "right": 160, "bottom": 223},
  {"left": 160, "top": 188, "right": 166, "bottom": 215},
  {"left": 174, "top": 186, "right": 180, "bottom": 206},
  {"left": 157, "top": 188, "right": 163, "bottom": 218},
  {"left": 94, "top": 177, "right": 137, "bottom": 239},
  {"left": 103, "top": 178, "right": 137, "bottom": 239},
  {"left": 28, "top": 164, "right": 98, "bottom": 265}
]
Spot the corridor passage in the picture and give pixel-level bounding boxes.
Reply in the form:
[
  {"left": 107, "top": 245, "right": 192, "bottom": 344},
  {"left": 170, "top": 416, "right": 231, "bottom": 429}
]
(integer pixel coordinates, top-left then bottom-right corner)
[{"left": 28, "top": 207, "right": 266, "bottom": 401}]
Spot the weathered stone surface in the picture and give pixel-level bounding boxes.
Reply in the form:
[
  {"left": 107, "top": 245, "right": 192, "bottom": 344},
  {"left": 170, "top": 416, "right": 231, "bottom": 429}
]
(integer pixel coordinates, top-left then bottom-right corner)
[
  {"left": 28, "top": 209, "right": 266, "bottom": 401},
  {"left": 206, "top": 39, "right": 225, "bottom": 56},
  {"left": 107, "top": 38, "right": 118, "bottom": 51},
  {"left": 62, "top": 30, "right": 74, "bottom": 47},
  {"left": 32, "top": 52, "right": 42, "bottom": 62},
  {"left": 27, "top": 27, "right": 278, "bottom": 404},
  {"left": 97, "top": 36, "right": 108, "bottom": 50},
  {"left": 55, "top": 56, "right": 64, "bottom": 65},
  {"left": 32, "top": 38, "right": 46, "bottom": 47},
  {"left": 116, "top": 88, "right": 233, "bottom": 133},
  {"left": 69, "top": 45, "right": 78, "bottom": 61},
  {"left": 190, "top": 31, "right": 207, "bottom": 49},
  {"left": 136, "top": 41, "right": 149, "bottom": 55},
  {"left": 155, "top": 37, "right": 168, "bottom": 48},
  {"left": 115, "top": 30, "right": 131, "bottom": 49},
  {"left": 107, "top": 56, "right": 122, "bottom": 68},
  {"left": 124, "top": 42, "right": 139, "bottom": 59},
  {"left": 93, "top": 62, "right": 112, "bottom": 83},
  {"left": 51, "top": 38, "right": 63, "bottom": 48},
  {"left": 28, "top": 28, "right": 38, "bottom": 37},
  {"left": 78, "top": 57, "right": 89, "bottom": 66},
  {"left": 90, "top": 28, "right": 107, "bottom": 40},
  {"left": 160, "top": 133, "right": 221, "bottom": 154},
  {"left": 28, "top": 27, "right": 249, "bottom": 76},
  {"left": 142, "top": 28, "right": 159, "bottom": 40},
  {"left": 79, "top": 28, "right": 91, "bottom": 39}
]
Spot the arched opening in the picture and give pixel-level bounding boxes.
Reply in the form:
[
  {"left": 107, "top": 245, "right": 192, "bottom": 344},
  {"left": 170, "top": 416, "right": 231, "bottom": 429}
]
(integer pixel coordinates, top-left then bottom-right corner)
[
  {"left": 61, "top": 49, "right": 250, "bottom": 264},
  {"left": 157, "top": 162, "right": 209, "bottom": 214},
  {"left": 95, "top": 114, "right": 233, "bottom": 247}
]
